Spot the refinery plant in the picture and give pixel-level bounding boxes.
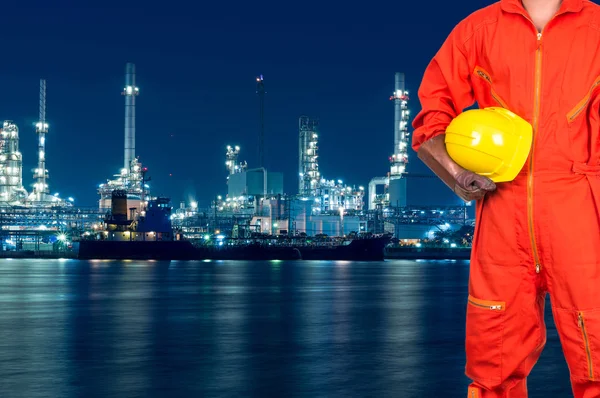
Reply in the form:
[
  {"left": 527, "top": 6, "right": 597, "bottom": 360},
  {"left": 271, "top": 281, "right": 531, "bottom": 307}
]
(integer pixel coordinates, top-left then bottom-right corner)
[
  {"left": 172, "top": 72, "right": 471, "bottom": 242},
  {"left": 0, "top": 63, "right": 472, "bottom": 258}
]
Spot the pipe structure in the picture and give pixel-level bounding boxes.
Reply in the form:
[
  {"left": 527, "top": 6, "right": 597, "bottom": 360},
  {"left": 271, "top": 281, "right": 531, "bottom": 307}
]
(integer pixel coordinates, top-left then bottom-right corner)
[
  {"left": 123, "top": 63, "right": 139, "bottom": 171},
  {"left": 368, "top": 176, "right": 389, "bottom": 210}
]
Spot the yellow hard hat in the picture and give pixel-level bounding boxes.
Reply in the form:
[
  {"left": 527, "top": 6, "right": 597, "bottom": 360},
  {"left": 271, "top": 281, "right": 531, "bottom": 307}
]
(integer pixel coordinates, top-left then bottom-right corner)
[{"left": 444, "top": 107, "right": 533, "bottom": 183}]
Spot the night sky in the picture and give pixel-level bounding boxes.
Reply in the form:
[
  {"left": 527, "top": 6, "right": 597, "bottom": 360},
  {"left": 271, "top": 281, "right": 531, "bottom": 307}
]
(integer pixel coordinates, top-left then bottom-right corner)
[{"left": 0, "top": 1, "right": 494, "bottom": 207}]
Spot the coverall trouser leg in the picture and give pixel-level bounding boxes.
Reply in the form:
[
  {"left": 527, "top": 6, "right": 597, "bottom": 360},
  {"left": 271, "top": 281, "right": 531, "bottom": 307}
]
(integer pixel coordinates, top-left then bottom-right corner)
[
  {"left": 464, "top": 262, "right": 546, "bottom": 398},
  {"left": 464, "top": 175, "right": 600, "bottom": 398}
]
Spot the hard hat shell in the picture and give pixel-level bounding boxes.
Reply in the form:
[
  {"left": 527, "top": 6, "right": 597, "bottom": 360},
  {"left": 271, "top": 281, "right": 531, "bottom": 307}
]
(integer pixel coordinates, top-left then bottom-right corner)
[{"left": 444, "top": 107, "right": 533, "bottom": 183}]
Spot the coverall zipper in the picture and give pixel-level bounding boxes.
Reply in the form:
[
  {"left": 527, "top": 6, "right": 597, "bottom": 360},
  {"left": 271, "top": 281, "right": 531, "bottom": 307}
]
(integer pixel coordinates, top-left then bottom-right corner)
[
  {"left": 528, "top": 31, "right": 543, "bottom": 274},
  {"left": 578, "top": 312, "right": 594, "bottom": 380},
  {"left": 567, "top": 77, "right": 600, "bottom": 121},
  {"left": 468, "top": 295, "right": 505, "bottom": 311},
  {"left": 522, "top": 8, "right": 570, "bottom": 274},
  {"left": 474, "top": 67, "right": 508, "bottom": 108}
]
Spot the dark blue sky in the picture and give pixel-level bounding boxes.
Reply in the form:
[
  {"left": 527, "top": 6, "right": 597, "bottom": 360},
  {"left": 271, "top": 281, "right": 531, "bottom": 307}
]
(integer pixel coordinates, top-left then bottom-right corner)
[{"left": 0, "top": 0, "right": 492, "bottom": 207}]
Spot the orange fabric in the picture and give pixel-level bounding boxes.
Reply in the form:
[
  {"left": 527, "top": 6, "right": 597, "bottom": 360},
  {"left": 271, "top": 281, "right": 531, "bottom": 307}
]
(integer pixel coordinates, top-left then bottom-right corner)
[{"left": 412, "top": 0, "right": 600, "bottom": 397}]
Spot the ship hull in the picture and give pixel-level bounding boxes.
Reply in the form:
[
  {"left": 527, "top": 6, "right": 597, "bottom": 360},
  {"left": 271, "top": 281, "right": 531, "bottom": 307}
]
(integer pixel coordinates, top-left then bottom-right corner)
[
  {"left": 296, "top": 235, "right": 391, "bottom": 261},
  {"left": 78, "top": 236, "right": 391, "bottom": 261},
  {"left": 78, "top": 240, "right": 198, "bottom": 260}
]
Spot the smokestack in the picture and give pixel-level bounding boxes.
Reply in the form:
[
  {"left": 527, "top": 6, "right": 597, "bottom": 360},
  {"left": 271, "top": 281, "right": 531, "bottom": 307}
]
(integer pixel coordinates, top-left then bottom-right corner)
[
  {"left": 394, "top": 72, "right": 404, "bottom": 156},
  {"left": 256, "top": 75, "right": 265, "bottom": 168},
  {"left": 123, "top": 63, "right": 139, "bottom": 171}
]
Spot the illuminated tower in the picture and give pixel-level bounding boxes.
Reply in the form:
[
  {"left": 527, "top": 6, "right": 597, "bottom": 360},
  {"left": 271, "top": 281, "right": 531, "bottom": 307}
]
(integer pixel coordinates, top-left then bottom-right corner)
[
  {"left": 123, "top": 63, "right": 139, "bottom": 172},
  {"left": 33, "top": 79, "right": 49, "bottom": 200},
  {"left": 0, "top": 121, "right": 26, "bottom": 204},
  {"left": 388, "top": 72, "right": 410, "bottom": 207},
  {"left": 298, "top": 116, "right": 320, "bottom": 197}
]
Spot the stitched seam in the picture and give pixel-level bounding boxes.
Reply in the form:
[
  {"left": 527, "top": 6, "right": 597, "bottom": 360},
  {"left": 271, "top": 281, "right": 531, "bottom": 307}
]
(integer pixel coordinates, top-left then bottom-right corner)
[
  {"left": 462, "top": 17, "right": 499, "bottom": 47},
  {"left": 589, "top": 9, "right": 600, "bottom": 32},
  {"left": 459, "top": 17, "right": 499, "bottom": 72}
]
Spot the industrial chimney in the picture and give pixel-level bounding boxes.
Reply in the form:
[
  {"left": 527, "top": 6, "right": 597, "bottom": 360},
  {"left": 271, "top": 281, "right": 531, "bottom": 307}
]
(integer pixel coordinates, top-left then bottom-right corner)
[{"left": 123, "top": 63, "right": 139, "bottom": 172}]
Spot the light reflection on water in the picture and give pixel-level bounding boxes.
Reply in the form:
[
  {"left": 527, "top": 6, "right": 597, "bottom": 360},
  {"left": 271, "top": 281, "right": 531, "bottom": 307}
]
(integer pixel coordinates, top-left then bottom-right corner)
[{"left": 0, "top": 259, "right": 570, "bottom": 397}]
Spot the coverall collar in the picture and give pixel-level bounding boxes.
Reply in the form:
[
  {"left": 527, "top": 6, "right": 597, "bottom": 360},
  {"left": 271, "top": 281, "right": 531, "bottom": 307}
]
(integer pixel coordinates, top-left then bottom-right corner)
[{"left": 501, "top": 0, "right": 583, "bottom": 15}]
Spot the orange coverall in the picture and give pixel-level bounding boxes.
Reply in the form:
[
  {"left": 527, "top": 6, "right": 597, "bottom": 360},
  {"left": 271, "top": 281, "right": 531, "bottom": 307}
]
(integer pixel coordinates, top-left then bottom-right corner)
[{"left": 412, "top": 0, "right": 600, "bottom": 396}]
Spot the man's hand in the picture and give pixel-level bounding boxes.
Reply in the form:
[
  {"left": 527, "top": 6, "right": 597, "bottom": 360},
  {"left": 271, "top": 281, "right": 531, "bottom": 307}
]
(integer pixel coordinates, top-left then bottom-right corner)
[
  {"left": 417, "top": 134, "right": 497, "bottom": 202},
  {"left": 454, "top": 169, "right": 496, "bottom": 202}
]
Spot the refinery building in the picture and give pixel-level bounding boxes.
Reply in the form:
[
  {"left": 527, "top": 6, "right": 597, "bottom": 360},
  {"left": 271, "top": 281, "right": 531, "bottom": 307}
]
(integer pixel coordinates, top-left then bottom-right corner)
[{"left": 173, "top": 72, "right": 471, "bottom": 240}]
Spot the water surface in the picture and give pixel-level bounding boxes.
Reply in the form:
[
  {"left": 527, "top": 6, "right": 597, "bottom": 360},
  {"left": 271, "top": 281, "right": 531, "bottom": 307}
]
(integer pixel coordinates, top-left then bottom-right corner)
[{"left": 0, "top": 259, "right": 570, "bottom": 397}]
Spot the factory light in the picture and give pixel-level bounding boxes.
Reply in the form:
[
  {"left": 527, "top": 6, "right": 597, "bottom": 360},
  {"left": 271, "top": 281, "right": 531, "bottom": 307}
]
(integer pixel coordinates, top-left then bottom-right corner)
[{"left": 58, "top": 234, "right": 66, "bottom": 242}]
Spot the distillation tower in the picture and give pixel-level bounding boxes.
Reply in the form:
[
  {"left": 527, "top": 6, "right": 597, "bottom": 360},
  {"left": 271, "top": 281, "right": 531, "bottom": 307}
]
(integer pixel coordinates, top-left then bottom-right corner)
[
  {"left": 0, "top": 121, "right": 26, "bottom": 205},
  {"left": 226, "top": 145, "right": 247, "bottom": 178},
  {"left": 298, "top": 116, "right": 320, "bottom": 197},
  {"left": 298, "top": 116, "right": 364, "bottom": 212},
  {"left": 368, "top": 72, "right": 411, "bottom": 210},
  {"left": 29, "top": 79, "right": 52, "bottom": 203},
  {"left": 388, "top": 72, "right": 410, "bottom": 207}
]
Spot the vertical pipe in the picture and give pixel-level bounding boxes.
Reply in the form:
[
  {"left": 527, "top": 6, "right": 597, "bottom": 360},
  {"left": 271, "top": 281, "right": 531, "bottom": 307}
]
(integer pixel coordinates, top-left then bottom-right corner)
[{"left": 124, "top": 63, "right": 137, "bottom": 171}]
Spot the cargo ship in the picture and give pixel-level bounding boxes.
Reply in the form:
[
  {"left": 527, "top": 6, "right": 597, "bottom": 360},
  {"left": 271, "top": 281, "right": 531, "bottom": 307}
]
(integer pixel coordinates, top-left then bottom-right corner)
[{"left": 78, "top": 190, "right": 392, "bottom": 261}]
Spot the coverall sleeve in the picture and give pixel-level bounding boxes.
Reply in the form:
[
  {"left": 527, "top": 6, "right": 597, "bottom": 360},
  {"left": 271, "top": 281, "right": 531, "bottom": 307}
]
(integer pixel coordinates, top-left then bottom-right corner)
[{"left": 411, "top": 25, "right": 475, "bottom": 152}]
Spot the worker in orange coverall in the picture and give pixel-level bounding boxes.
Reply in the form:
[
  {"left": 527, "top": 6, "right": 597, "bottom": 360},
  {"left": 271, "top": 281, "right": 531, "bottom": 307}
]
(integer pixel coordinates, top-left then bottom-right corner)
[{"left": 412, "top": 0, "right": 600, "bottom": 397}]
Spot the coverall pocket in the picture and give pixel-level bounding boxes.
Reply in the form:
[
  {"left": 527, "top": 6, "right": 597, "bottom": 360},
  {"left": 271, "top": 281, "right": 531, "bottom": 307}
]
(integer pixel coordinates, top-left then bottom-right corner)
[
  {"left": 566, "top": 76, "right": 600, "bottom": 124},
  {"left": 554, "top": 307, "right": 600, "bottom": 382},
  {"left": 566, "top": 77, "right": 600, "bottom": 162},
  {"left": 465, "top": 294, "right": 505, "bottom": 386},
  {"left": 472, "top": 66, "right": 508, "bottom": 109}
]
